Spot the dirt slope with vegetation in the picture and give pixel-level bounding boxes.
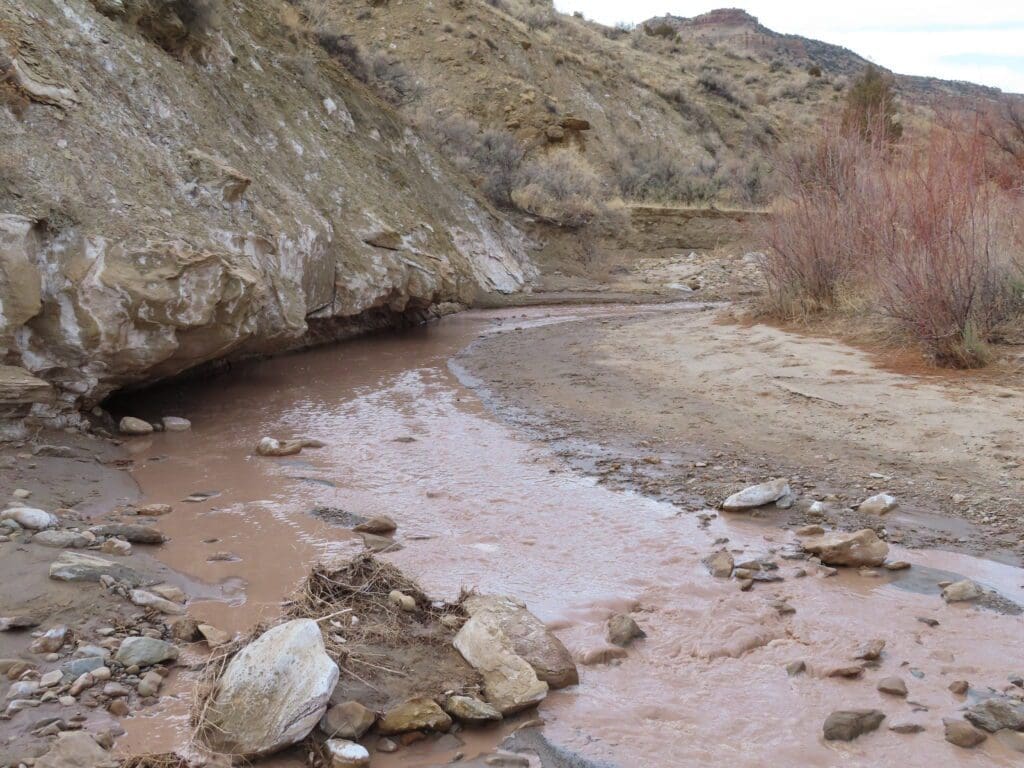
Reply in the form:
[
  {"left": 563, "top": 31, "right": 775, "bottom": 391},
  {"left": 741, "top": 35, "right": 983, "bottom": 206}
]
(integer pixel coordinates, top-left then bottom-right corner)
[
  {"left": 318, "top": 0, "right": 1011, "bottom": 215},
  {"left": 0, "top": 0, "right": 533, "bottom": 417}
]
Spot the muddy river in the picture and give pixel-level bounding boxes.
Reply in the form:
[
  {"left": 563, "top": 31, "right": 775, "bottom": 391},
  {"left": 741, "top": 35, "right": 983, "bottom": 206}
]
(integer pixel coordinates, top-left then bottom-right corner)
[{"left": 113, "top": 305, "right": 1024, "bottom": 767}]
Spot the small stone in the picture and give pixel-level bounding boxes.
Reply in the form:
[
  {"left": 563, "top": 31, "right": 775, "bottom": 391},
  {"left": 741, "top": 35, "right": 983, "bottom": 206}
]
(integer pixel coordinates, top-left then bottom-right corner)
[
  {"left": 320, "top": 701, "right": 377, "bottom": 739},
  {"left": 39, "top": 670, "right": 62, "bottom": 688},
  {"left": 854, "top": 638, "right": 885, "bottom": 661},
  {"left": 916, "top": 616, "right": 939, "bottom": 628},
  {"left": 114, "top": 637, "right": 179, "bottom": 667},
  {"left": 722, "top": 478, "right": 791, "bottom": 511},
  {"left": 942, "top": 580, "right": 984, "bottom": 603},
  {"left": 606, "top": 614, "right": 645, "bottom": 647},
  {"left": 949, "top": 680, "right": 969, "bottom": 695},
  {"left": 108, "top": 699, "right": 130, "bottom": 717},
  {"left": 823, "top": 709, "right": 885, "bottom": 741},
  {"left": 58, "top": 695, "right": 76, "bottom": 706},
  {"left": 800, "top": 529, "right": 888, "bottom": 567},
  {"left": 890, "top": 720, "right": 925, "bottom": 734},
  {"left": 444, "top": 695, "right": 502, "bottom": 724},
  {"left": 964, "top": 695, "right": 1024, "bottom": 732},
  {"left": 376, "top": 737, "right": 398, "bottom": 753},
  {"left": 325, "top": 738, "right": 370, "bottom": 768},
  {"left": 388, "top": 590, "right": 416, "bottom": 612},
  {"left": 171, "top": 617, "right": 201, "bottom": 642},
  {"left": 702, "top": 549, "right": 734, "bottom": 578},
  {"left": 162, "top": 417, "right": 191, "bottom": 432},
  {"left": 13, "top": 489, "right": 31, "bottom": 499},
  {"left": 786, "top": 660, "right": 806, "bottom": 676},
  {"left": 130, "top": 589, "right": 185, "bottom": 615},
  {"left": 137, "top": 670, "right": 163, "bottom": 697},
  {"left": 353, "top": 515, "right": 397, "bottom": 535},
  {"left": 828, "top": 665, "right": 865, "bottom": 679},
  {"left": 30, "top": 626, "right": 68, "bottom": 653},
  {"left": 859, "top": 493, "right": 898, "bottom": 515},
  {"left": 2, "top": 507, "right": 58, "bottom": 530},
  {"left": 137, "top": 504, "right": 173, "bottom": 516},
  {"left": 796, "top": 524, "right": 825, "bottom": 536},
  {"left": 119, "top": 416, "right": 154, "bottom": 435},
  {"left": 944, "top": 718, "right": 987, "bottom": 748},
  {"left": 0, "top": 615, "right": 41, "bottom": 632},
  {"left": 877, "top": 676, "right": 908, "bottom": 697},
  {"left": 100, "top": 539, "right": 131, "bottom": 556},
  {"left": 378, "top": 697, "right": 452, "bottom": 735},
  {"left": 197, "top": 623, "right": 232, "bottom": 648},
  {"left": 885, "top": 561, "right": 911, "bottom": 571}
]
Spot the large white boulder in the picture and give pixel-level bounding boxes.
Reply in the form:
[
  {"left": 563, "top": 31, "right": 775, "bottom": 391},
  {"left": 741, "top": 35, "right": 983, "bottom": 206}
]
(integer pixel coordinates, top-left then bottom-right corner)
[
  {"left": 722, "top": 479, "right": 791, "bottom": 511},
  {"left": 453, "top": 612, "right": 548, "bottom": 715},
  {"left": 204, "top": 619, "right": 339, "bottom": 756}
]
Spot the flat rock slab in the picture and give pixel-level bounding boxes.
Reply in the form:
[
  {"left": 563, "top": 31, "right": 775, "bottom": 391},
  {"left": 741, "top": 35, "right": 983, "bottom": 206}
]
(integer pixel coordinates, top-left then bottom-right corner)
[
  {"left": 114, "top": 637, "right": 179, "bottom": 667},
  {"left": 462, "top": 595, "right": 578, "bottom": 688},
  {"left": 799, "top": 529, "right": 888, "bottom": 567},
  {"left": 89, "top": 524, "right": 166, "bottom": 544},
  {"left": 0, "top": 365, "right": 53, "bottom": 406},
  {"left": 48, "top": 552, "right": 151, "bottom": 586},
  {"left": 722, "top": 478, "right": 790, "bottom": 511}
]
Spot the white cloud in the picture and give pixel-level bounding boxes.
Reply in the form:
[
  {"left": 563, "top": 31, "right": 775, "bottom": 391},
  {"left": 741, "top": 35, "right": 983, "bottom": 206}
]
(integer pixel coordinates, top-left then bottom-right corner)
[{"left": 552, "top": 1, "right": 1024, "bottom": 93}]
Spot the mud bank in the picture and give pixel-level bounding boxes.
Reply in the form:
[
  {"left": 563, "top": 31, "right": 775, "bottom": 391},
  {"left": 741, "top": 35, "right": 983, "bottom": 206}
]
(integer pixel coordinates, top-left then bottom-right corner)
[
  {"left": 457, "top": 306, "right": 1024, "bottom": 566},
  {"left": 76, "top": 303, "right": 1023, "bottom": 767}
]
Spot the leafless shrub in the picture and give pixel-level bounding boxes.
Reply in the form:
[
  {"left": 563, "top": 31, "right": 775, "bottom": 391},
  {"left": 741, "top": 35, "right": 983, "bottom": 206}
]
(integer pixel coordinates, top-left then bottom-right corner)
[
  {"left": 512, "top": 149, "right": 625, "bottom": 229},
  {"left": 761, "top": 120, "right": 1024, "bottom": 367},
  {"left": 610, "top": 141, "right": 720, "bottom": 204}
]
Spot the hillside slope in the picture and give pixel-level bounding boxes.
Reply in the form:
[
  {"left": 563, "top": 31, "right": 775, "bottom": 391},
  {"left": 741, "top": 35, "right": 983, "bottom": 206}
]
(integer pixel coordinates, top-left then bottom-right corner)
[
  {"left": 325, "top": 1, "right": 1011, "bottom": 208},
  {"left": 0, "top": 0, "right": 533, "bottom": 415}
]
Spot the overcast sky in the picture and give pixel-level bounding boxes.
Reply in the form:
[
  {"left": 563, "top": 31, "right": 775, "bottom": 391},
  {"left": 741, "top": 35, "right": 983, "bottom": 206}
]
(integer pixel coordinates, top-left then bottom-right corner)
[{"left": 552, "top": 1, "right": 1024, "bottom": 94}]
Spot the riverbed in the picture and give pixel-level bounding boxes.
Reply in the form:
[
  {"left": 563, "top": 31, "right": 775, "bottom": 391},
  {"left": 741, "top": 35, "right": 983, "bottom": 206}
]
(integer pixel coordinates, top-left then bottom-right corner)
[{"left": 112, "top": 304, "right": 1024, "bottom": 767}]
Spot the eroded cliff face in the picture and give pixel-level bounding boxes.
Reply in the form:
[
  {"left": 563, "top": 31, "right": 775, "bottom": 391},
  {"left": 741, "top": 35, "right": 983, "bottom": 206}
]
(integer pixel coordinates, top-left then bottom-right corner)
[{"left": 0, "top": 0, "right": 533, "bottom": 416}]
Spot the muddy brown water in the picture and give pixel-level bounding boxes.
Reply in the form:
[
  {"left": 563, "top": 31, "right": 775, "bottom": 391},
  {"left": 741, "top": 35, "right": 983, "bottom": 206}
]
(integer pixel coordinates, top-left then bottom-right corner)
[{"left": 112, "top": 305, "right": 1024, "bottom": 767}]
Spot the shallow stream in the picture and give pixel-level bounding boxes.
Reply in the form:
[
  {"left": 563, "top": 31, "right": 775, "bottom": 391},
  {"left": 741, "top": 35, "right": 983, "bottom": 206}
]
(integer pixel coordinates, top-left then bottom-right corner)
[{"left": 113, "top": 305, "right": 1024, "bottom": 767}]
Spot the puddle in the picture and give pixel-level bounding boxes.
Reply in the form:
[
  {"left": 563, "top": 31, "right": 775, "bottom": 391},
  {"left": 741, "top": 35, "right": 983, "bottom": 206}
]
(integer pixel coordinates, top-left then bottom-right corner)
[{"left": 112, "top": 306, "right": 1024, "bottom": 766}]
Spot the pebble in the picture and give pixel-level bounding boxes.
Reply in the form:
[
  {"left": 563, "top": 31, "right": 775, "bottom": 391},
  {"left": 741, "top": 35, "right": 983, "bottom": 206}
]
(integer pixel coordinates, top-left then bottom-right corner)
[
  {"left": 376, "top": 737, "right": 398, "bottom": 753},
  {"left": 387, "top": 590, "right": 416, "bottom": 612},
  {"left": 108, "top": 699, "right": 130, "bottom": 717},
  {"left": 949, "top": 680, "right": 969, "bottom": 695},
  {"left": 941, "top": 580, "right": 984, "bottom": 603},
  {"left": 786, "top": 660, "right": 806, "bottom": 676},
  {"left": 606, "top": 614, "right": 646, "bottom": 647},
  {"left": 823, "top": 709, "right": 885, "bottom": 741},
  {"left": 877, "top": 676, "right": 908, "bottom": 697}
]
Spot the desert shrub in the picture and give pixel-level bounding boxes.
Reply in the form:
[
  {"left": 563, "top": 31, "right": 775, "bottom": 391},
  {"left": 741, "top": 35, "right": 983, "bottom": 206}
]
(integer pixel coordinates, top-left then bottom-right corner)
[
  {"left": 808, "top": 64, "right": 822, "bottom": 77},
  {"left": 316, "top": 33, "right": 369, "bottom": 82},
  {"left": 656, "top": 85, "right": 716, "bottom": 132},
  {"left": 512, "top": 150, "right": 622, "bottom": 228},
  {"left": 644, "top": 22, "right": 677, "bottom": 40},
  {"left": 761, "top": 122, "right": 1024, "bottom": 367},
  {"left": 981, "top": 98, "right": 1024, "bottom": 191},
  {"left": 129, "top": 0, "right": 221, "bottom": 55},
  {"left": 417, "top": 113, "right": 524, "bottom": 207},
  {"left": 843, "top": 64, "right": 902, "bottom": 143},
  {"left": 364, "top": 50, "right": 420, "bottom": 104},
  {"left": 697, "top": 72, "right": 747, "bottom": 107},
  {"left": 610, "top": 141, "right": 720, "bottom": 204}
]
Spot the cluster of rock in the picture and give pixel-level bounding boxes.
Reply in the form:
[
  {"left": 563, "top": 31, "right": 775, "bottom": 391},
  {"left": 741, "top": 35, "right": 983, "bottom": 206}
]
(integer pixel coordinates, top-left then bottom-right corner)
[
  {"left": 199, "top": 593, "right": 580, "bottom": 764},
  {"left": 713, "top": 479, "right": 1024, "bottom": 751},
  {"left": 117, "top": 416, "right": 191, "bottom": 436},
  {"left": 1, "top": 499, "right": 171, "bottom": 560},
  {"left": 1, "top": 614, "right": 178, "bottom": 736}
]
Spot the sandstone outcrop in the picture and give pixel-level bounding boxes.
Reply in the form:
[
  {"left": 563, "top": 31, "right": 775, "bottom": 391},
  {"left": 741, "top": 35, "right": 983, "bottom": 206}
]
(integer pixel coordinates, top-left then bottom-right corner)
[{"left": 0, "top": 0, "right": 533, "bottom": 416}]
